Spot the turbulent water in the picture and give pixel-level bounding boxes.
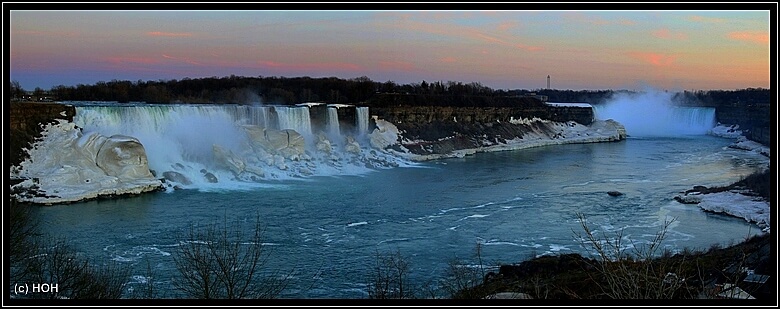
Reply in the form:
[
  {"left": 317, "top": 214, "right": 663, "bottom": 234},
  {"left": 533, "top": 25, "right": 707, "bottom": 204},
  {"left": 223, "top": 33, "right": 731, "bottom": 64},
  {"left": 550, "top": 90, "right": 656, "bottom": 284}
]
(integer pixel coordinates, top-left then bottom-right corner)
[
  {"left": 593, "top": 90, "right": 717, "bottom": 137},
  {"left": 29, "top": 99, "right": 769, "bottom": 299}
]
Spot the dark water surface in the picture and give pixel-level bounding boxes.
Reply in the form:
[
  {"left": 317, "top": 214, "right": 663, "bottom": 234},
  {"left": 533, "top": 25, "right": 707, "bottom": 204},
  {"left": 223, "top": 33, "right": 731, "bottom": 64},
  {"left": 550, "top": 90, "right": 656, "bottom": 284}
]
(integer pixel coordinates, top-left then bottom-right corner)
[{"left": 32, "top": 135, "right": 769, "bottom": 298}]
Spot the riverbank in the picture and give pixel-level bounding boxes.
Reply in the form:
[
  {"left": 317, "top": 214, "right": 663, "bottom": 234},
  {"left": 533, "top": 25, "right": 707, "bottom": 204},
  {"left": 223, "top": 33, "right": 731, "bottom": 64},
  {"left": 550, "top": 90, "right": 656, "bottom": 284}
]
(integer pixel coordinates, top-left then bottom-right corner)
[
  {"left": 667, "top": 124, "right": 772, "bottom": 233},
  {"left": 370, "top": 117, "right": 626, "bottom": 161},
  {"left": 467, "top": 124, "right": 773, "bottom": 300}
]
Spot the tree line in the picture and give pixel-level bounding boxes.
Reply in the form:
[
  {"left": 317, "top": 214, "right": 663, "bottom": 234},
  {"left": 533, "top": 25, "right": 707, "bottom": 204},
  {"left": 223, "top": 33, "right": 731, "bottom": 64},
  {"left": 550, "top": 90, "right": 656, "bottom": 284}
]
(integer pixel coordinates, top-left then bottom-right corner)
[{"left": 9, "top": 76, "right": 770, "bottom": 107}]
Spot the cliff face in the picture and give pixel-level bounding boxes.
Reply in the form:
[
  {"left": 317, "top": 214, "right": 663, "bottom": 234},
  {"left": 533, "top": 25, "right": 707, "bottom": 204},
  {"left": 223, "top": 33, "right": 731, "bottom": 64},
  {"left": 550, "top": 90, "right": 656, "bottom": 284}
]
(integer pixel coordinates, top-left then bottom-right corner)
[
  {"left": 371, "top": 105, "right": 593, "bottom": 127},
  {"left": 9, "top": 102, "right": 76, "bottom": 174},
  {"left": 715, "top": 103, "right": 771, "bottom": 145},
  {"left": 370, "top": 105, "right": 605, "bottom": 157}
]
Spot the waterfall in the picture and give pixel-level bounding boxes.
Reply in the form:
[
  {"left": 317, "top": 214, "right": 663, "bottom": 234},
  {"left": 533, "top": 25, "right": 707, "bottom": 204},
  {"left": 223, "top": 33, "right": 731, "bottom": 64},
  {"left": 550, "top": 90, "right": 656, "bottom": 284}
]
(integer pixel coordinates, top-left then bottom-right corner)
[
  {"left": 356, "top": 106, "right": 369, "bottom": 135},
  {"left": 223, "top": 105, "right": 271, "bottom": 127},
  {"left": 73, "top": 105, "right": 248, "bottom": 176},
  {"left": 70, "top": 103, "right": 406, "bottom": 189},
  {"left": 275, "top": 106, "right": 312, "bottom": 136},
  {"left": 326, "top": 107, "right": 341, "bottom": 137},
  {"left": 593, "top": 91, "right": 716, "bottom": 137}
]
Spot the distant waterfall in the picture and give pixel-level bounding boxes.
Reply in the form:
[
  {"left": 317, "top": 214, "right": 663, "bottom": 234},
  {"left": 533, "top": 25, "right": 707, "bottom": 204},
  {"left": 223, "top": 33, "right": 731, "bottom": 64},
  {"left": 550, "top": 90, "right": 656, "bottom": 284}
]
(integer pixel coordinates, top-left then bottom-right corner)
[
  {"left": 326, "top": 107, "right": 340, "bottom": 137},
  {"left": 275, "top": 106, "right": 312, "bottom": 136},
  {"left": 356, "top": 106, "right": 369, "bottom": 135},
  {"left": 593, "top": 91, "right": 716, "bottom": 137}
]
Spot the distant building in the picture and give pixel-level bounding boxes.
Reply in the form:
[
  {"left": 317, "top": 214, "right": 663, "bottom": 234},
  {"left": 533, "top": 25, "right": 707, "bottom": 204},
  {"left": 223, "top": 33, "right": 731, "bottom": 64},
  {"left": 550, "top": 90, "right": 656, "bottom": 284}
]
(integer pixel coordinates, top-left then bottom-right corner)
[{"left": 523, "top": 92, "right": 548, "bottom": 102}]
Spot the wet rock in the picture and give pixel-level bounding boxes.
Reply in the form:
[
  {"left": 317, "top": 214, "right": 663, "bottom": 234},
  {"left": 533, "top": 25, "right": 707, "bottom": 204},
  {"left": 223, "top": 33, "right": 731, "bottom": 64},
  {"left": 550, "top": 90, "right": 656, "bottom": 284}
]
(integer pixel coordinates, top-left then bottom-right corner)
[
  {"left": 163, "top": 171, "right": 192, "bottom": 185},
  {"left": 674, "top": 194, "right": 701, "bottom": 204}
]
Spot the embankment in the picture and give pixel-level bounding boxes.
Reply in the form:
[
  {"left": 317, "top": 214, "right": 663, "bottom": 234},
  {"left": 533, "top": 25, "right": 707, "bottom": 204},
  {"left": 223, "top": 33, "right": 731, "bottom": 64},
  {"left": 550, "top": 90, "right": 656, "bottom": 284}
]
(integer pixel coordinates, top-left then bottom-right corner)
[{"left": 9, "top": 102, "right": 76, "bottom": 175}]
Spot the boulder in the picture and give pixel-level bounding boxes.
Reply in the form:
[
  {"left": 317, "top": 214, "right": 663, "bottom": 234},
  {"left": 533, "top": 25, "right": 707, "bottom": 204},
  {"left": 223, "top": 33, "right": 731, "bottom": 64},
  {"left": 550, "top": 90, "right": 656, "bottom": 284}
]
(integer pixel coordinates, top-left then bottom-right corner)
[
  {"left": 674, "top": 194, "right": 702, "bottom": 204},
  {"left": 368, "top": 118, "right": 400, "bottom": 150},
  {"left": 200, "top": 169, "right": 218, "bottom": 183},
  {"left": 316, "top": 132, "right": 333, "bottom": 154},
  {"left": 344, "top": 136, "right": 361, "bottom": 154},
  {"left": 213, "top": 144, "right": 245, "bottom": 176},
  {"left": 162, "top": 170, "right": 192, "bottom": 185},
  {"left": 243, "top": 125, "right": 306, "bottom": 159},
  {"left": 95, "top": 135, "right": 155, "bottom": 181}
]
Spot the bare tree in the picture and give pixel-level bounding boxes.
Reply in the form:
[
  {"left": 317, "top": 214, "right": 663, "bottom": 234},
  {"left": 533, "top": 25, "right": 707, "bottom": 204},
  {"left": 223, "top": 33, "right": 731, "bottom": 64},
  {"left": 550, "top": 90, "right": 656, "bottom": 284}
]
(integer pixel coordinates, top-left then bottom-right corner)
[
  {"left": 366, "top": 248, "right": 415, "bottom": 299},
  {"left": 439, "top": 242, "right": 494, "bottom": 299},
  {"left": 10, "top": 80, "right": 25, "bottom": 100},
  {"left": 572, "top": 213, "right": 693, "bottom": 299},
  {"left": 22, "top": 238, "right": 129, "bottom": 299},
  {"left": 10, "top": 200, "right": 130, "bottom": 300},
  {"left": 9, "top": 201, "right": 41, "bottom": 284},
  {"left": 172, "top": 215, "right": 288, "bottom": 299}
]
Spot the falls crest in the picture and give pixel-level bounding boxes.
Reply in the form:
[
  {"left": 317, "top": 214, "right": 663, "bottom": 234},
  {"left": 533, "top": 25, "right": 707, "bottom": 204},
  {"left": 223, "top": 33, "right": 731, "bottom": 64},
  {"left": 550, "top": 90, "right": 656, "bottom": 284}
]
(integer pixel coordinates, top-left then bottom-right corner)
[{"left": 72, "top": 103, "right": 404, "bottom": 190}]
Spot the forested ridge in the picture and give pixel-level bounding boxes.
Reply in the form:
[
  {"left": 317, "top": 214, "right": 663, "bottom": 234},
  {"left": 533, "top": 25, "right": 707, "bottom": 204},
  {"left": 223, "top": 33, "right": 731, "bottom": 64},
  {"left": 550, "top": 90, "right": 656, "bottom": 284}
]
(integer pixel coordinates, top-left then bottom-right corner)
[{"left": 10, "top": 75, "right": 770, "bottom": 108}]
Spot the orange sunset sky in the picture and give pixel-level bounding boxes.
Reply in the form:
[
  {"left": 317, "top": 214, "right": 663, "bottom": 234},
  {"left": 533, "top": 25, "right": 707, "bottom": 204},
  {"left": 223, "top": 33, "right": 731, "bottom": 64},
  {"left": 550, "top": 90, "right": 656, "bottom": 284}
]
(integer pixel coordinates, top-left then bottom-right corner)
[{"left": 8, "top": 5, "right": 773, "bottom": 92}]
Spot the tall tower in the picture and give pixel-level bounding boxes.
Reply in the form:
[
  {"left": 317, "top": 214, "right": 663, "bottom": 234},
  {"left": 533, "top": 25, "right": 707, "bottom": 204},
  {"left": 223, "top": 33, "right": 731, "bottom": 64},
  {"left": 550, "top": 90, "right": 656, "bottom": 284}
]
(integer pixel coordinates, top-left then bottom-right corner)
[{"left": 547, "top": 75, "right": 550, "bottom": 89}]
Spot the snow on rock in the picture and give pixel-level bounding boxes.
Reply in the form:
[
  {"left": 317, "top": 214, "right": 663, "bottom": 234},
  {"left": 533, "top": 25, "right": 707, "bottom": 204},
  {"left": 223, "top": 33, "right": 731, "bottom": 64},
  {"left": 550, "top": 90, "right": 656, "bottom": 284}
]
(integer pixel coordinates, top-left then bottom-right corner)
[
  {"left": 729, "top": 136, "right": 770, "bottom": 157},
  {"left": 10, "top": 120, "right": 162, "bottom": 205},
  {"left": 368, "top": 117, "right": 401, "bottom": 150},
  {"left": 697, "top": 191, "right": 771, "bottom": 233},
  {"left": 381, "top": 119, "right": 627, "bottom": 161},
  {"left": 708, "top": 123, "right": 744, "bottom": 139},
  {"left": 709, "top": 123, "right": 770, "bottom": 157}
]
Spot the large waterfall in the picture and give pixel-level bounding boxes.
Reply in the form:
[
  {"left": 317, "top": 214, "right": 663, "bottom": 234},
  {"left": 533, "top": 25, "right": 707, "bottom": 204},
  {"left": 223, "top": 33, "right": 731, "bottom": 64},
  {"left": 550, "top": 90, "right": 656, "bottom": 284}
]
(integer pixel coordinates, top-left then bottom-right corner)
[
  {"left": 72, "top": 103, "right": 402, "bottom": 190},
  {"left": 593, "top": 90, "right": 716, "bottom": 137}
]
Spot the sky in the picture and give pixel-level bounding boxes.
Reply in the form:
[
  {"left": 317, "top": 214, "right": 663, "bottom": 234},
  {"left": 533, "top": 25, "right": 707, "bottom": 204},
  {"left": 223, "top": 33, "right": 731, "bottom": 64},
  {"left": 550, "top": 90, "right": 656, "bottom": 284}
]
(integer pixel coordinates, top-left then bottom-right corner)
[{"left": 7, "top": 6, "right": 773, "bottom": 92}]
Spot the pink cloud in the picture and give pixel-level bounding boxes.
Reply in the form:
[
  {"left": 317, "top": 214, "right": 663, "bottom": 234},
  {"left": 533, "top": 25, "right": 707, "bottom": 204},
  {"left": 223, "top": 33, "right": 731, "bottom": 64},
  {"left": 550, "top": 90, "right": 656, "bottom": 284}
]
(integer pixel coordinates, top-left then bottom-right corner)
[
  {"left": 379, "top": 16, "right": 542, "bottom": 53},
  {"left": 146, "top": 31, "right": 193, "bottom": 37},
  {"left": 652, "top": 28, "right": 688, "bottom": 40},
  {"left": 496, "top": 21, "right": 517, "bottom": 32},
  {"left": 162, "top": 54, "right": 202, "bottom": 66},
  {"left": 102, "top": 56, "right": 174, "bottom": 73},
  {"left": 106, "top": 56, "right": 160, "bottom": 65},
  {"left": 688, "top": 15, "right": 726, "bottom": 23},
  {"left": 378, "top": 61, "right": 415, "bottom": 72},
  {"left": 465, "top": 30, "right": 542, "bottom": 52},
  {"left": 727, "top": 31, "right": 769, "bottom": 44},
  {"left": 440, "top": 57, "right": 457, "bottom": 63},
  {"left": 628, "top": 52, "right": 678, "bottom": 67},
  {"left": 258, "top": 60, "right": 361, "bottom": 72}
]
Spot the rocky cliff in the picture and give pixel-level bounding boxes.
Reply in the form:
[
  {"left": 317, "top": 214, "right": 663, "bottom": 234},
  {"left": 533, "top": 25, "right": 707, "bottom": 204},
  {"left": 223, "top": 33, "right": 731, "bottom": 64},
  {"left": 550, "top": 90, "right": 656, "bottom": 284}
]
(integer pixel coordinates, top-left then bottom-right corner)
[
  {"left": 368, "top": 104, "right": 604, "bottom": 159},
  {"left": 367, "top": 110, "right": 623, "bottom": 161},
  {"left": 9, "top": 102, "right": 76, "bottom": 175},
  {"left": 715, "top": 103, "right": 771, "bottom": 145}
]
